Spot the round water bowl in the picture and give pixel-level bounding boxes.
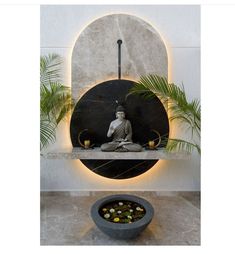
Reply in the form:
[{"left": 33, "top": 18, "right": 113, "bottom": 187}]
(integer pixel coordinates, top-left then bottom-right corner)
[{"left": 90, "top": 194, "right": 154, "bottom": 239}]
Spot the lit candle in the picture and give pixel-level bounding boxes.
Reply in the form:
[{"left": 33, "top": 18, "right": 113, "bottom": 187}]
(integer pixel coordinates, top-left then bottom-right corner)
[
  {"left": 84, "top": 140, "right": 90, "bottom": 148},
  {"left": 148, "top": 140, "right": 155, "bottom": 149}
]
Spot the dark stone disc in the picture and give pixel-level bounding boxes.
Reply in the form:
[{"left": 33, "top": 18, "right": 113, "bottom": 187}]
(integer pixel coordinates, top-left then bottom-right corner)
[{"left": 70, "top": 79, "right": 169, "bottom": 179}]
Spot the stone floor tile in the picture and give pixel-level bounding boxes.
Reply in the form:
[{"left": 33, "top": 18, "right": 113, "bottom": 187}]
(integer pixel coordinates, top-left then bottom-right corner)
[{"left": 41, "top": 191, "right": 200, "bottom": 245}]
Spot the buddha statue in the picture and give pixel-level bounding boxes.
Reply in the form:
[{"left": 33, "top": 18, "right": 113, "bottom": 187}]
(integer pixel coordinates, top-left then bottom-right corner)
[{"left": 101, "top": 105, "right": 142, "bottom": 152}]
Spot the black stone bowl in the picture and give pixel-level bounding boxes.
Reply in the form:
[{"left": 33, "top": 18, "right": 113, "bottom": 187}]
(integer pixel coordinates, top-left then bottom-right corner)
[{"left": 90, "top": 194, "right": 154, "bottom": 239}]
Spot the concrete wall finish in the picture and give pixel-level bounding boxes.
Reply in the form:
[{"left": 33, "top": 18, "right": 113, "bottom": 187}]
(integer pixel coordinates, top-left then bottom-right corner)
[{"left": 40, "top": 5, "right": 200, "bottom": 191}]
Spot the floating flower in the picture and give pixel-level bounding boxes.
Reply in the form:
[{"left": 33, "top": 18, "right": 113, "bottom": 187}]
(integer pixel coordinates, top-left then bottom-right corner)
[
  {"left": 100, "top": 200, "right": 145, "bottom": 224},
  {"left": 113, "top": 217, "right": 120, "bottom": 222},
  {"left": 104, "top": 213, "right": 110, "bottom": 219}
]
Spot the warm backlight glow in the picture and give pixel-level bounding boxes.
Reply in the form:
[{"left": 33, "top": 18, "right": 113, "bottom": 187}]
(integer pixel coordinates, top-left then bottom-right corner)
[
  {"left": 72, "top": 159, "right": 168, "bottom": 186},
  {"left": 66, "top": 13, "right": 174, "bottom": 183}
]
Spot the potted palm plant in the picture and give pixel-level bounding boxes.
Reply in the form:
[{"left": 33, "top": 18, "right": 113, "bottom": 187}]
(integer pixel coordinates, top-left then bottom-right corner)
[
  {"left": 40, "top": 53, "right": 74, "bottom": 151},
  {"left": 129, "top": 75, "right": 200, "bottom": 154}
]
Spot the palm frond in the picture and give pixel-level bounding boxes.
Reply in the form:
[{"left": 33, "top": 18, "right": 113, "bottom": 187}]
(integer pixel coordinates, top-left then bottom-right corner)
[
  {"left": 40, "top": 118, "right": 56, "bottom": 151},
  {"left": 40, "top": 54, "right": 74, "bottom": 151},
  {"left": 40, "top": 82, "right": 74, "bottom": 125},
  {"left": 40, "top": 53, "right": 62, "bottom": 86},
  {"left": 129, "top": 74, "right": 201, "bottom": 154},
  {"left": 162, "top": 138, "right": 201, "bottom": 154}
]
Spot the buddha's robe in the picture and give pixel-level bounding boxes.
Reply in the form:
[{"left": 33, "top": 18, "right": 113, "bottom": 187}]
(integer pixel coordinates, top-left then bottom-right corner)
[{"left": 101, "top": 119, "right": 142, "bottom": 152}]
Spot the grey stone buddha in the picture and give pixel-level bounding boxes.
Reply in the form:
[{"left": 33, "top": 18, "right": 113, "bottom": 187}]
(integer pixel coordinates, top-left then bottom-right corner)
[{"left": 101, "top": 105, "right": 142, "bottom": 152}]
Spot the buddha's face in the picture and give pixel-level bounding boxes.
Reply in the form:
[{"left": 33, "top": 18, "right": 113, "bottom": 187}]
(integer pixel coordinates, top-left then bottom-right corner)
[{"left": 116, "top": 111, "right": 125, "bottom": 120}]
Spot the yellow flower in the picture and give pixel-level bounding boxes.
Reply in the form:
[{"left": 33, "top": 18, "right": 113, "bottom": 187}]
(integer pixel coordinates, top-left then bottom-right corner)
[{"left": 113, "top": 217, "right": 120, "bottom": 222}]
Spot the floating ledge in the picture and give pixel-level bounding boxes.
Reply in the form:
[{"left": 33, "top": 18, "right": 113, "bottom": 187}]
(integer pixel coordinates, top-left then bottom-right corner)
[{"left": 42, "top": 147, "right": 190, "bottom": 160}]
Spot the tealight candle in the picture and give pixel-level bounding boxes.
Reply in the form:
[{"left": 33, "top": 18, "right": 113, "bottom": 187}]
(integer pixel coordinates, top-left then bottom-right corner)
[
  {"left": 148, "top": 140, "right": 155, "bottom": 149},
  {"left": 84, "top": 140, "right": 90, "bottom": 148}
]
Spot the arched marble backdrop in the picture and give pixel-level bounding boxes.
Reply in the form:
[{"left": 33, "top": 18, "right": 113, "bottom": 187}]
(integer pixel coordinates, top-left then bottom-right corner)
[{"left": 71, "top": 14, "right": 169, "bottom": 179}]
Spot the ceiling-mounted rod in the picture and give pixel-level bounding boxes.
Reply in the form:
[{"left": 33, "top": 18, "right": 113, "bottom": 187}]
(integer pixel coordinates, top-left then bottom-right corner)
[{"left": 117, "top": 39, "right": 122, "bottom": 79}]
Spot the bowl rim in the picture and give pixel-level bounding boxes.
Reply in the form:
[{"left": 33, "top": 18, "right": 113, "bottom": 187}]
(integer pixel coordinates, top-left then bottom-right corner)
[{"left": 90, "top": 194, "right": 154, "bottom": 230}]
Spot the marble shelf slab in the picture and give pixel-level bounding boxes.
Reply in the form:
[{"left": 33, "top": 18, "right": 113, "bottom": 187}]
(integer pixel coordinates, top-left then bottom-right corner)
[{"left": 42, "top": 147, "right": 190, "bottom": 160}]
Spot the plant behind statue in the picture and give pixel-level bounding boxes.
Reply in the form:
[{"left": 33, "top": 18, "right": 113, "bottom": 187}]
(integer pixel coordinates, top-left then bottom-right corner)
[
  {"left": 129, "top": 74, "right": 200, "bottom": 154},
  {"left": 40, "top": 54, "right": 74, "bottom": 151}
]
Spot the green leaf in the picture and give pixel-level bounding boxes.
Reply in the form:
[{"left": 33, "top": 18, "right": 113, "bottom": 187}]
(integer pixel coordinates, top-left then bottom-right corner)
[
  {"left": 129, "top": 74, "right": 201, "bottom": 154},
  {"left": 40, "top": 118, "right": 56, "bottom": 151},
  {"left": 40, "top": 54, "right": 74, "bottom": 151},
  {"left": 40, "top": 54, "right": 62, "bottom": 86}
]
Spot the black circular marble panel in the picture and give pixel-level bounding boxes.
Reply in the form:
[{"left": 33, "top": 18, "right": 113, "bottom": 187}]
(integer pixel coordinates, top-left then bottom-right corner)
[{"left": 70, "top": 79, "right": 169, "bottom": 179}]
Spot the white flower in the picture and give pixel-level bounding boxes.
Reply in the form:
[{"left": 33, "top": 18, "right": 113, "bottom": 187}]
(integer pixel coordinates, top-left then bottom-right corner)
[
  {"left": 104, "top": 213, "right": 110, "bottom": 219},
  {"left": 109, "top": 208, "right": 115, "bottom": 213},
  {"left": 129, "top": 209, "right": 133, "bottom": 213},
  {"left": 136, "top": 207, "right": 141, "bottom": 211},
  {"left": 127, "top": 215, "right": 132, "bottom": 219},
  {"left": 118, "top": 202, "right": 123, "bottom": 206},
  {"left": 117, "top": 210, "right": 122, "bottom": 214}
]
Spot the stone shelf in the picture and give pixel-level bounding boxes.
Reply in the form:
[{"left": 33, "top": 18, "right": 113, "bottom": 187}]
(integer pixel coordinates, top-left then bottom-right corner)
[{"left": 42, "top": 147, "right": 190, "bottom": 160}]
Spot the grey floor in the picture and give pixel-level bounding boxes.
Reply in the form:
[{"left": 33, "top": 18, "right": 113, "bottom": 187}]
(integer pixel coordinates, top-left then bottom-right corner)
[{"left": 40, "top": 191, "right": 200, "bottom": 245}]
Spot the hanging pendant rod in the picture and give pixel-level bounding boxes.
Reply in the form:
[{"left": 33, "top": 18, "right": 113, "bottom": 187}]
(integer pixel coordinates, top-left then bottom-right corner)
[{"left": 117, "top": 39, "right": 122, "bottom": 79}]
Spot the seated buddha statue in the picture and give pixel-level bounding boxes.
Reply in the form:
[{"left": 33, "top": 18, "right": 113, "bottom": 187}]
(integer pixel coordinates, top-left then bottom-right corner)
[{"left": 101, "top": 105, "right": 142, "bottom": 152}]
